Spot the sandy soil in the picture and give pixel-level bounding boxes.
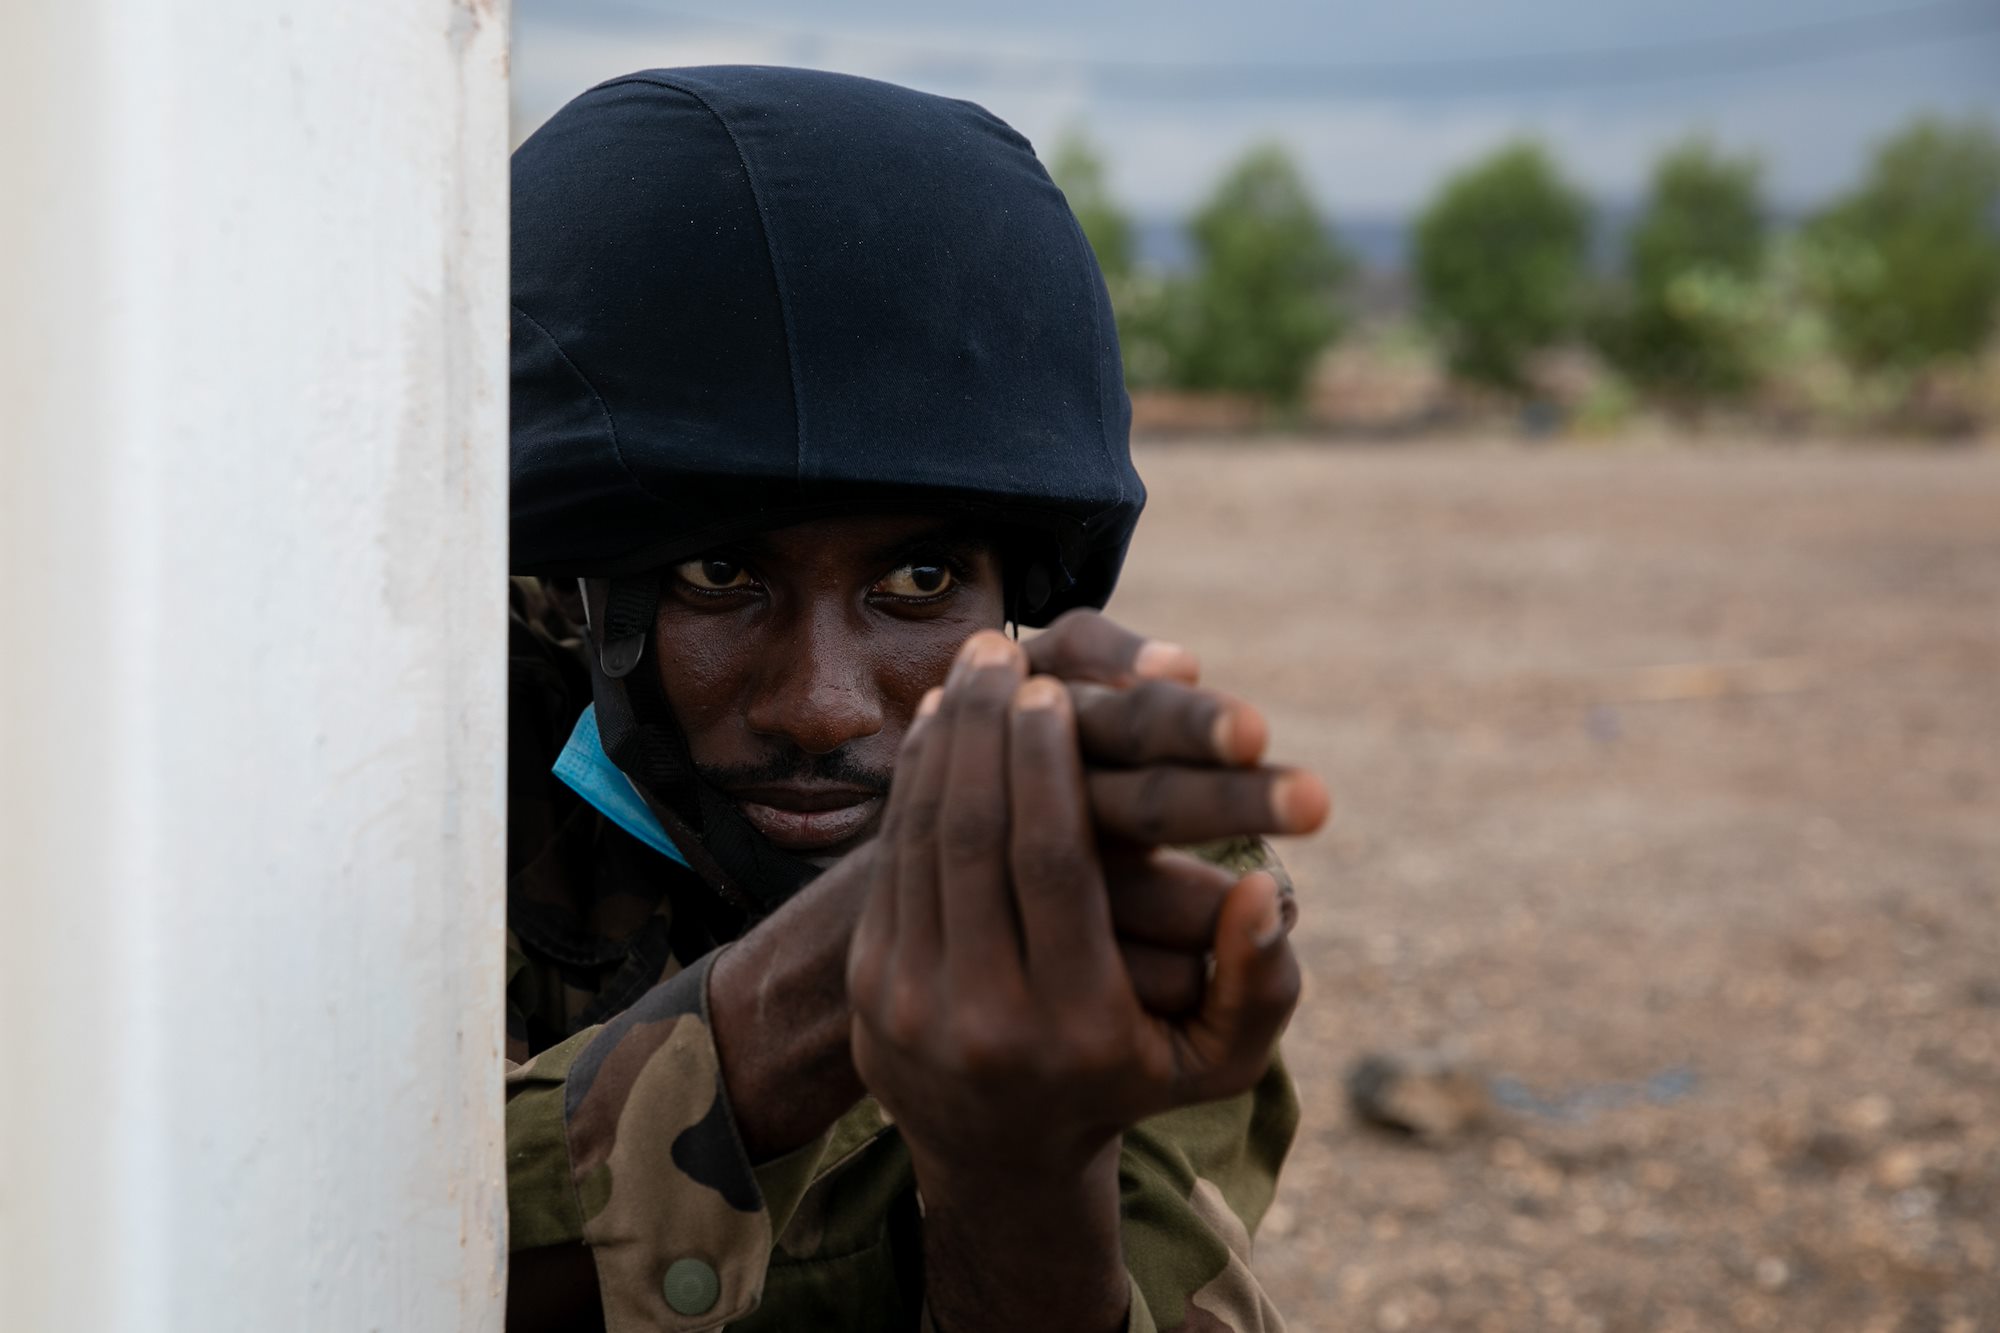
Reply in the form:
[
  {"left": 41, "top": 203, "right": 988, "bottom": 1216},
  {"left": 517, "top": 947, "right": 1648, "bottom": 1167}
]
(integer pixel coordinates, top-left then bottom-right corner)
[{"left": 1110, "top": 440, "right": 2000, "bottom": 1333}]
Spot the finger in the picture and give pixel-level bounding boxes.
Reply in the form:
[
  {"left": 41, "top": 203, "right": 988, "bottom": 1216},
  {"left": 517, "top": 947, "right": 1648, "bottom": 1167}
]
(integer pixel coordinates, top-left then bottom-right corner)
[
  {"left": 1007, "top": 675, "right": 1117, "bottom": 984},
  {"left": 1025, "top": 608, "right": 1201, "bottom": 687},
  {"left": 1120, "top": 940, "right": 1207, "bottom": 1017},
  {"left": 1104, "top": 848, "right": 1235, "bottom": 950},
  {"left": 856, "top": 696, "right": 938, "bottom": 960},
  {"left": 890, "top": 684, "right": 952, "bottom": 972},
  {"left": 936, "top": 631, "right": 1028, "bottom": 985},
  {"left": 1180, "top": 871, "right": 1301, "bottom": 1102},
  {"left": 1088, "top": 765, "right": 1331, "bottom": 847},
  {"left": 846, "top": 840, "right": 895, "bottom": 1006},
  {"left": 1071, "top": 680, "right": 1268, "bottom": 769}
]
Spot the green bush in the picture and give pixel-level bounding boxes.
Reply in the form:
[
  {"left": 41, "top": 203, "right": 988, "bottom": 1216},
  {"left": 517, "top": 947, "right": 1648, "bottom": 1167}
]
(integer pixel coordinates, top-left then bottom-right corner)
[
  {"left": 1415, "top": 142, "right": 1591, "bottom": 391},
  {"left": 1804, "top": 117, "right": 2000, "bottom": 372},
  {"left": 1167, "top": 144, "right": 1350, "bottom": 405},
  {"left": 1049, "top": 130, "right": 1176, "bottom": 386},
  {"left": 1049, "top": 130, "right": 1136, "bottom": 286},
  {"left": 1601, "top": 141, "right": 1768, "bottom": 405}
]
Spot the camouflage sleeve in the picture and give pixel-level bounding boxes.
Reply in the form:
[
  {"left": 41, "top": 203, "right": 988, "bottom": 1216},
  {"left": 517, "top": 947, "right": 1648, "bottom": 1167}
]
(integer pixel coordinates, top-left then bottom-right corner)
[
  {"left": 504, "top": 950, "right": 823, "bottom": 1332},
  {"left": 1118, "top": 1055, "right": 1299, "bottom": 1333}
]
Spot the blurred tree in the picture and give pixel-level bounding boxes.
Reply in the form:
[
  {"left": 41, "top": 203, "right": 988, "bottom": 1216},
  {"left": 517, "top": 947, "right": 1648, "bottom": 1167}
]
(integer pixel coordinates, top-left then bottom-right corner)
[
  {"left": 1415, "top": 142, "right": 1590, "bottom": 391},
  {"left": 1804, "top": 117, "right": 2000, "bottom": 372},
  {"left": 1049, "top": 129, "right": 1175, "bottom": 385},
  {"left": 1599, "top": 140, "right": 1768, "bottom": 407},
  {"left": 1050, "top": 130, "right": 1136, "bottom": 286},
  {"left": 1168, "top": 143, "right": 1350, "bottom": 405}
]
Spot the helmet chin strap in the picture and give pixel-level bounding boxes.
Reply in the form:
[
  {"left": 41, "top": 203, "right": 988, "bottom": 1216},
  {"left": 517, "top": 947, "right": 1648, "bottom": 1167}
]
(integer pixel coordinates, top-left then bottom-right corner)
[{"left": 589, "top": 571, "right": 659, "bottom": 681}]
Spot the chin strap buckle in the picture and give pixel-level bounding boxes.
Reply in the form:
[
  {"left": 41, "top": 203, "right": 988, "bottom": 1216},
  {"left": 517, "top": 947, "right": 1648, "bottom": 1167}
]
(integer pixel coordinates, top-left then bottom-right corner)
[{"left": 595, "top": 572, "right": 661, "bottom": 679}]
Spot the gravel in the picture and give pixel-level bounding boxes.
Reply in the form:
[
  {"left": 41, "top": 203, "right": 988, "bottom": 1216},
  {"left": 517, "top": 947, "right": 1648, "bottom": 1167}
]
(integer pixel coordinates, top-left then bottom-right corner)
[{"left": 1112, "top": 439, "right": 2000, "bottom": 1333}]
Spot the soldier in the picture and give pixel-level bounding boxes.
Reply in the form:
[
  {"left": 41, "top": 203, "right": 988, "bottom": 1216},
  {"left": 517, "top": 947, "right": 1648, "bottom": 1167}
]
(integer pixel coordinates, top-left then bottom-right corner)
[{"left": 504, "top": 67, "right": 1329, "bottom": 1332}]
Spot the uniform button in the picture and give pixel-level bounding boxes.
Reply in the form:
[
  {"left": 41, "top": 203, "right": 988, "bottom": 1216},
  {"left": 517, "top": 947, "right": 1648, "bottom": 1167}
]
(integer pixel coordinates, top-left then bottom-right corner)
[{"left": 662, "top": 1257, "right": 720, "bottom": 1316}]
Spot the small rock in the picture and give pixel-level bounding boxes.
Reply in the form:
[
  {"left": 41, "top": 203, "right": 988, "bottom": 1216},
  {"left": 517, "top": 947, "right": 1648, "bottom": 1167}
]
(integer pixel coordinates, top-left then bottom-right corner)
[
  {"left": 1874, "top": 1146, "right": 1925, "bottom": 1191},
  {"left": 1892, "top": 1187, "right": 1938, "bottom": 1220},
  {"left": 1753, "top": 1255, "right": 1790, "bottom": 1291},
  {"left": 1347, "top": 1049, "right": 1491, "bottom": 1143},
  {"left": 1790, "top": 1129, "right": 1866, "bottom": 1177},
  {"left": 1843, "top": 1094, "right": 1895, "bottom": 1135}
]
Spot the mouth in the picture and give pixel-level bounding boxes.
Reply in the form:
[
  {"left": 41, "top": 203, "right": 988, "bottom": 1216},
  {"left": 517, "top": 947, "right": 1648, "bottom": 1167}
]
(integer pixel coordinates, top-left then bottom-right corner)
[{"left": 726, "top": 783, "right": 884, "bottom": 854}]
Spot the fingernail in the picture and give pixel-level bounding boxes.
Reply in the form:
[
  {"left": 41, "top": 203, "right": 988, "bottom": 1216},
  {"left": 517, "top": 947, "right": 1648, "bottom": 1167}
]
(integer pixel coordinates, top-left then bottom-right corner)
[
  {"left": 1210, "top": 706, "right": 1271, "bottom": 765},
  {"left": 916, "top": 687, "right": 944, "bottom": 718},
  {"left": 1247, "top": 874, "right": 1285, "bottom": 949},
  {"left": 1270, "top": 772, "right": 1329, "bottom": 833},
  {"left": 1134, "top": 640, "right": 1195, "bottom": 679},
  {"left": 1015, "top": 675, "right": 1064, "bottom": 710}
]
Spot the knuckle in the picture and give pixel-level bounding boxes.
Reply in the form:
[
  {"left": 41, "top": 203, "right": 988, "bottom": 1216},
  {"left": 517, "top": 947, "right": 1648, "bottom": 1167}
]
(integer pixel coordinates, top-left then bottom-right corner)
[
  {"left": 947, "top": 1008, "right": 1029, "bottom": 1076},
  {"left": 959, "top": 689, "right": 1011, "bottom": 727},
  {"left": 1124, "top": 768, "right": 1176, "bottom": 843},
  {"left": 1032, "top": 609, "right": 1129, "bottom": 679},
  {"left": 1106, "top": 692, "right": 1152, "bottom": 759},
  {"left": 880, "top": 977, "right": 933, "bottom": 1047},
  {"left": 939, "top": 805, "right": 1006, "bottom": 860},
  {"left": 1066, "top": 1017, "right": 1131, "bottom": 1073},
  {"left": 1232, "top": 772, "right": 1279, "bottom": 827},
  {"left": 1179, "top": 690, "right": 1226, "bottom": 754},
  {"left": 1128, "top": 679, "right": 1179, "bottom": 733},
  {"left": 1138, "top": 680, "right": 1216, "bottom": 758},
  {"left": 1029, "top": 610, "right": 1086, "bottom": 666},
  {"left": 899, "top": 794, "right": 943, "bottom": 843},
  {"left": 845, "top": 952, "right": 880, "bottom": 1007},
  {"left": 1013, "top": 836, "right": 1091, "bottom": 888}
]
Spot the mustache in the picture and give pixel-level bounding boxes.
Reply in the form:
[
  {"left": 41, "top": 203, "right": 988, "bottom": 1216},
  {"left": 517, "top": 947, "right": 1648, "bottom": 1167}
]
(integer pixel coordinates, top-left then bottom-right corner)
[{"left": 697, "top": 748, "right": 893, "bottom": 796}]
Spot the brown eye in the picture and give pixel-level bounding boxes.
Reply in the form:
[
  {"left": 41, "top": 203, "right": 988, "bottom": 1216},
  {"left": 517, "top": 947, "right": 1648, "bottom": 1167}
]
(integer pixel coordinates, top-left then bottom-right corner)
[
  {"left": 676, "top": 556, "right": 754, "bottom": 591},
  {"left": 875, "top": 563, "right": 954, "bottom": 598}
]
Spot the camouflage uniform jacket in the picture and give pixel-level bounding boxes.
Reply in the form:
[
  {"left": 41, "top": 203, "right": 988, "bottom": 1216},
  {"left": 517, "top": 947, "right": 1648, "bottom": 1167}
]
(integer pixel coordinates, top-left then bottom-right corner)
[{"left": 504, "top": 579, "right": 1299, "bottom": 1331}]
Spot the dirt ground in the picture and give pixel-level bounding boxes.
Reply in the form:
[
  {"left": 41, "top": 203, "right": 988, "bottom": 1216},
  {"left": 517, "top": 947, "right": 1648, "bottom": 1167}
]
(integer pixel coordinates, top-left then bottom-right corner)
[{"left": 1110, "top": 440, "right": 2000, "bottom": 1333}]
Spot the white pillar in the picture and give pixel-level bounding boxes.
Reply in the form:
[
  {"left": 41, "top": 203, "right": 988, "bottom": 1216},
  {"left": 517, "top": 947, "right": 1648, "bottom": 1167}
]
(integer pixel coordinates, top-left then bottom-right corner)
[{"left": 0, "top": 2, "right": 510, "bottom": 1329}]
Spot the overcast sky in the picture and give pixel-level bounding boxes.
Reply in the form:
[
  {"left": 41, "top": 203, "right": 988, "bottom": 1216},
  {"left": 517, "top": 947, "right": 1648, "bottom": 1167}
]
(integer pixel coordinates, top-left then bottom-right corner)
[{"left": 514, "top": 0, "right": 2000, "bottom": 219}]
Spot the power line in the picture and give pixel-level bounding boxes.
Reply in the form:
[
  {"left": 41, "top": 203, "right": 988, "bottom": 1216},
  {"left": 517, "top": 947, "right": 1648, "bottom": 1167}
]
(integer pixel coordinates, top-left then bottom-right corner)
[{"left": 623, "top": 0, "right": 2000, "bottom": 99}]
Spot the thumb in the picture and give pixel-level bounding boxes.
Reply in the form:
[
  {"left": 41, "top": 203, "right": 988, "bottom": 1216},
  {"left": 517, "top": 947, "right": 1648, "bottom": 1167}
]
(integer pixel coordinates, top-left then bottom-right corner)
[{"left": 1179, "top": 870, "right": 1300, "bottom": 1102}]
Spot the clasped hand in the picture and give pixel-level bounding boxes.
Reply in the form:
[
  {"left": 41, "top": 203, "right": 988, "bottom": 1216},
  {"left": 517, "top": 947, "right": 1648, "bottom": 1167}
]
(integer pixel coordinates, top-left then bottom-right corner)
[{"left": 846, "top": 630, "right": 1317, "bottom": 1184}]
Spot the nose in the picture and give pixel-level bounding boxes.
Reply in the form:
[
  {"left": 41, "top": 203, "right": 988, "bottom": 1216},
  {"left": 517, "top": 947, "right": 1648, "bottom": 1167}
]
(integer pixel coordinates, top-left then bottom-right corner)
[{"left": 741, "top": 608, "right": 886, "bottom": 755}]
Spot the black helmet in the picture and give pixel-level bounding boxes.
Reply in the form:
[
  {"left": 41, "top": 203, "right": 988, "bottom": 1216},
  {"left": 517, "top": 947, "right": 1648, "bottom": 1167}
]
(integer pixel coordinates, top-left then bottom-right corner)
[{"left": 510, "top": 65, "right": 1144, "bottom": 624}]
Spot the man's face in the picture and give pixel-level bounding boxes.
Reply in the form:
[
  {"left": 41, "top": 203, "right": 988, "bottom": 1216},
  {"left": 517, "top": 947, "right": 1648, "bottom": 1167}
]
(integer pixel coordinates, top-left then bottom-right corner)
[{"left": 652, "top": 512, "right": 1007, "bottom": 861}]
